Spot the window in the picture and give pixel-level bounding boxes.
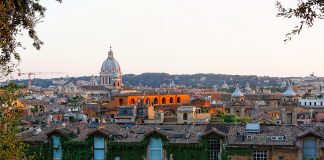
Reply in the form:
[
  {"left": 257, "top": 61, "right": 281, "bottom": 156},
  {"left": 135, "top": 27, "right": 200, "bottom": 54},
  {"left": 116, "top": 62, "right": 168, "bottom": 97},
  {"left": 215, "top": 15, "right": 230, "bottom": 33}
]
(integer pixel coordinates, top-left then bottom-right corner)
[
  {"left": 177, "top": 97, "right": 181, "bottom": 104},
  {"left": 154, "top": 98, "right": 158, "bottom": 104},
  {"left": 52, "top": 135, "right": 62, "bottom": 160},
  {"left": 253, "top": 151, "right": 267, "bottom": 160},
  {"left": 183, "top": 113, "right": 188, "bottom": 120},
  {"left": 207, "top": 138, "right": 220, "bottom": 160},
  {"left": 304, "top": 137, "right": 317, "bottom": 159},
  {"left": 270, "top": 136, "right": 285, "bottom": 141},
  {"left": 119, "top": 99, "right": 124, "bottom": 106},
  {"left": 314, "top": 102, "right": 317, "bottom": 106},
  {"left": 148, "top": 138, "right": 163, "bottom": 160},
  {"left": 130, "top": 98, "right": 135, "bottom": 105},
  {"left": 170, "top": 97, "right": 174, "bottom": 104},
  {"left": 162, "top": 97, "right": 166, "bottom": 104},
  {"left": 246, "top": 135, "right": 253, "bottom": 140},
  {"left": 94, "top": 136, "right": 105, "bottom": 160},
  {"left": 278, "top": 157, "right": 284, "bottom": 160}
]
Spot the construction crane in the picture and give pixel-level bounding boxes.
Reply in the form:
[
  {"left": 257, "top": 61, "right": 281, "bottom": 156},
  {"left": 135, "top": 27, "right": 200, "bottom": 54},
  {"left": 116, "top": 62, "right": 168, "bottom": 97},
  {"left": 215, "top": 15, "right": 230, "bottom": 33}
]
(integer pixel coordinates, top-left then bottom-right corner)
[{"left": 17, "top": 69, "right": 68, "bottom": 91}]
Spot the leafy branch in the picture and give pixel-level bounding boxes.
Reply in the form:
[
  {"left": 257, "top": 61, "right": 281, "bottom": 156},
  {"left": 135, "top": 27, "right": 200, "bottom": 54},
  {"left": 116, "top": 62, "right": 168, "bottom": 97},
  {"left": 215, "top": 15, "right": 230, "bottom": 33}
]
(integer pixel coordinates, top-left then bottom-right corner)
[{"left": 276, "top": 0, "right": 324, "bottom": 42}]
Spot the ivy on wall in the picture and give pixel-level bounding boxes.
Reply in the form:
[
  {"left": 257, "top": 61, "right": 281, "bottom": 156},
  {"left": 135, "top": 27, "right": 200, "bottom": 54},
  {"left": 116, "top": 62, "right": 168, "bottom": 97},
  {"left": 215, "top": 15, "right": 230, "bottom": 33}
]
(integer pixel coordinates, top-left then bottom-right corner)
[
  {"left": 221, "top": 147, "right": 253, "bottom": 160},
  {"left": 63, "top": 140, "right": 92, "bottom": 160},
  {"left": 25, "top": 132, "right": 237, "bottom": 160}
]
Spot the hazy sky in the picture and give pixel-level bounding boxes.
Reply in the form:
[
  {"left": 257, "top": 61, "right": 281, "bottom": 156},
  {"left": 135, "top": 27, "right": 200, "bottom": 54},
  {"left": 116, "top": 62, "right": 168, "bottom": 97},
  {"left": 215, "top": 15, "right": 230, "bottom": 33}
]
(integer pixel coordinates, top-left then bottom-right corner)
[{"left": 14, "top": 0, "right": 324, "bottom": 80}]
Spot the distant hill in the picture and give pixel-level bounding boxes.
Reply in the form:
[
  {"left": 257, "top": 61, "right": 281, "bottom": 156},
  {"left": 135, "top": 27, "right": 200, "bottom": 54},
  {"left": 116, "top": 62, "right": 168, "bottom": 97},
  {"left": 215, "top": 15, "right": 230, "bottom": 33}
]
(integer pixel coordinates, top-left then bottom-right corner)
[
  {"left": 10, "top": 73, "right": 286, "bottom": 88},
  {"left": 122, "top": 73, "right": 283, "bottom": 88}
]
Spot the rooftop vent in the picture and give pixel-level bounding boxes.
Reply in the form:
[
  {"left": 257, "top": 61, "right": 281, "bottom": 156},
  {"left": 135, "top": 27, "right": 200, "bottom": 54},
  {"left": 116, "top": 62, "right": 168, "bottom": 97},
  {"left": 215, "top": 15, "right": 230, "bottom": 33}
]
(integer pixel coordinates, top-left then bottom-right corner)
[
  {"left": 33, "top": 128, "right": 42, "bottom": 136},
  {"left": 185, "top": 132, "right": 191, "bottom": 139},
  {"left": 245, "top": 123, "right": 261, "bottom": 133}
]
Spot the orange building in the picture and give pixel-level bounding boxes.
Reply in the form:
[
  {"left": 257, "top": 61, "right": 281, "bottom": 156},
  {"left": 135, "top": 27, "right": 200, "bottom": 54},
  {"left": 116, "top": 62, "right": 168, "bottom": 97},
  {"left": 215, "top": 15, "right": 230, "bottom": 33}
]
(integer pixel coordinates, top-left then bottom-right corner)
[{"left": 109, "top": 92, "right": 191, "bottom": 107}]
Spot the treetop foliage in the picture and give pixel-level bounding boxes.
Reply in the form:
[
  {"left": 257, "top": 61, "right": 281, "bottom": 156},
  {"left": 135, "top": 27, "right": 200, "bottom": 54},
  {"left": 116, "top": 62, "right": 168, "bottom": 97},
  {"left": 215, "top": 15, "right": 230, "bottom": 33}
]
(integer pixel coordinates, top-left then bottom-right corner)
[
  {"left": 0, "top": 0, "right": 61, "bottom": 78},
  {"left": 276, "top": 0, "right": 324, "bottom": 42}
]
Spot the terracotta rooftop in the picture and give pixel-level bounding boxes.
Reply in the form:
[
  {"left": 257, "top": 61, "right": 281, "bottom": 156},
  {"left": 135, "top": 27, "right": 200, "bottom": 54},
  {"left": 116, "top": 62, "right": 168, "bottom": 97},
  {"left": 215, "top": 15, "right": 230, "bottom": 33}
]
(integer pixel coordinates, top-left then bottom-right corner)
[{"left": 19, "top": 122, "right": 322, "bottom": 147}]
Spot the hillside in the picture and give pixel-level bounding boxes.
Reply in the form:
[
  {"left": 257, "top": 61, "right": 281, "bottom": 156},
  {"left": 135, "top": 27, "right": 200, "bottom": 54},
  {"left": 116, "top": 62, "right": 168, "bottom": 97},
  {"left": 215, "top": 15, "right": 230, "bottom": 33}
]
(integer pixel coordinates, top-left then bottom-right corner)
[{"left": 7, "top": 73, "right": 286, "bottom": 88}]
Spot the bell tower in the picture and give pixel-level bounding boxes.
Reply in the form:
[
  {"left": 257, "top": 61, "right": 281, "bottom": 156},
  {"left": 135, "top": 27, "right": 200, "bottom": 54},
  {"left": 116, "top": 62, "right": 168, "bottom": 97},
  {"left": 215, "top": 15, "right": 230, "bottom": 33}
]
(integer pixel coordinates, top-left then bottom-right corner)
[
  {"left": 280, "top": 81, "right": 298, "bottom": 125},
  {"left": 230, "top": 82, "right": 246, "bottom": 117}
]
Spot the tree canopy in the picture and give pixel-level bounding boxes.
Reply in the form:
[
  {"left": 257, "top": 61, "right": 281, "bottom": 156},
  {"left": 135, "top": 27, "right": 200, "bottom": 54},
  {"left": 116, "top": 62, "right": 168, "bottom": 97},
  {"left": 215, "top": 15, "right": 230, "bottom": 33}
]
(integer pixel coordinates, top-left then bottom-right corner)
[
  {"left": 0, "top": 0, "right": 61, "bottom": 78},
  {"left": 276, "top": 0, "right": 324, "bottom": 42}
]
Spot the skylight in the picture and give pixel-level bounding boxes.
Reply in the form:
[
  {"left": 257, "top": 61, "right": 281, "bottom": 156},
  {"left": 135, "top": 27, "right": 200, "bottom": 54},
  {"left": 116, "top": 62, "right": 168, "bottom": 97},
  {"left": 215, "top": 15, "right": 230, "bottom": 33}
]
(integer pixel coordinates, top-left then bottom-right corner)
[{"left": 245, "top": 123, "right": 261, "bottom": 133}]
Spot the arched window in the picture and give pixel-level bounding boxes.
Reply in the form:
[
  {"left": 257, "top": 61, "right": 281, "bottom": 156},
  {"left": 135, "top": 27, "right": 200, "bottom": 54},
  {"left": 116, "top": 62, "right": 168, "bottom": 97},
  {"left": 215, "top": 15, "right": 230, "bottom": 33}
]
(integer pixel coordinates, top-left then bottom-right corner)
[
  {"left": 94, "top": 136, "right": 105, "bottom": 160},
  {"left": 183, "top": 113, "right": 188, "bottom": 120},
  {"left": 162, "top": 97, "right": 166, "bottom": 105},
  {"left": 119, "top": 99, "right": 124, "bottom": 106},
  {"left": 130, "top": 98, "right": 135, "bottom": 105},
  {"left": 148, "top": 138, "right": 163, "bottom": 160},
  {"left": 177, "top": 97, "right": 181, "bottom": 104},
  {"left": 304, "top": 137, "right": 317, "bottom": 159},
  {"left": 52, "top": 135, "right": 62, "bottom": 160},
  {"left": 169, "top": 97, "right": 174, "bottom": 104},
  {"left": 154, "top": 98, "right": 158, "bottom": 105}
]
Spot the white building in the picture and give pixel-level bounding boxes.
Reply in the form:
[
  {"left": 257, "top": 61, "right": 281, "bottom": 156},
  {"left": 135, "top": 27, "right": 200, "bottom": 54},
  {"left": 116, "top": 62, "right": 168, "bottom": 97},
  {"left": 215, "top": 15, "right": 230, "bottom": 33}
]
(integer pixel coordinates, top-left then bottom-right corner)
[{"left": 299, "top": 98, "right": 324, "bottom": 108}]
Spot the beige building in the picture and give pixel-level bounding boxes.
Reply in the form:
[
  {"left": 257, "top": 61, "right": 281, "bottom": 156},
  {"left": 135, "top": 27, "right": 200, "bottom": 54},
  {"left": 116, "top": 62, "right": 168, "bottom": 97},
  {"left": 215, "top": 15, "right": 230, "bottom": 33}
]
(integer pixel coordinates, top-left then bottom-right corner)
[{"left": 177, "top": 106, "right": 196, "bottom": 124}]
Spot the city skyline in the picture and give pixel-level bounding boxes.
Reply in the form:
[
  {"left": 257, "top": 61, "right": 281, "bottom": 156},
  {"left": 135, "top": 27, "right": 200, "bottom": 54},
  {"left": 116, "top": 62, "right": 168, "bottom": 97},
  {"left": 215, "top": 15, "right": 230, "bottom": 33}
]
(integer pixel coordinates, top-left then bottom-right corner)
[{"left": 14, "top": 0, "right": 324, "bottom": 79}]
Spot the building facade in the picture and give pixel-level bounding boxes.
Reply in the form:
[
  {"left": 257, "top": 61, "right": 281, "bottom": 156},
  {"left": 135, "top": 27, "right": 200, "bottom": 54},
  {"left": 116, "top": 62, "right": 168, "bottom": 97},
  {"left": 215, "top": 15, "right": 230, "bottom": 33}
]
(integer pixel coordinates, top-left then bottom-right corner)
[{"left": 20, "top": 122, "right": 324, "bottom": 160}]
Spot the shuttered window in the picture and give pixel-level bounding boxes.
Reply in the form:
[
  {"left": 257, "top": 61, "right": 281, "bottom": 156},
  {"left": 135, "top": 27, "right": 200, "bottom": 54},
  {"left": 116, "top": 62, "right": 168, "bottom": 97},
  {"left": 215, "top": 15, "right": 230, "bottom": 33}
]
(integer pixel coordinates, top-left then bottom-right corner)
[
  {"left": 149, "top": 138, "right": 162, "bottom": 160},
  {"left": 304, "top": 137, "right": 317, "bottom": 159},
  {"left": 94, "top": 136, "right": 105, "bottom": 160},
  {"left": 52, "top": 135, "right": 62, "bottom": 160}
]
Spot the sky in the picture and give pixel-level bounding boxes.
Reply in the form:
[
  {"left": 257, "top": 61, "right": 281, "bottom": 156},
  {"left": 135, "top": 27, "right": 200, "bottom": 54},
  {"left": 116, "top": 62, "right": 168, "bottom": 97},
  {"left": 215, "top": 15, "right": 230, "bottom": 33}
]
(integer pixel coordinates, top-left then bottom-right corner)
[{"left": 13, "top": 0, "right": 324, "bottom": 80}]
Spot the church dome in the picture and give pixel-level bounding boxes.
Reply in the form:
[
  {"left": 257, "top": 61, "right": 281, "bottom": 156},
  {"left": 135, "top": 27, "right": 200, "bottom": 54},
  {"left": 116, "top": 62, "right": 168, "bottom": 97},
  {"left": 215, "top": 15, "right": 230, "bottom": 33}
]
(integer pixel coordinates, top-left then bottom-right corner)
[
  {"left": 101, "top": 47, "right": 121, "bottom": 78},
  {"left": 283, "top": 82, "right": 296, "bottom": 97},
  {"left": 231, "top": 83, "right": 244, "bottom": 97}
]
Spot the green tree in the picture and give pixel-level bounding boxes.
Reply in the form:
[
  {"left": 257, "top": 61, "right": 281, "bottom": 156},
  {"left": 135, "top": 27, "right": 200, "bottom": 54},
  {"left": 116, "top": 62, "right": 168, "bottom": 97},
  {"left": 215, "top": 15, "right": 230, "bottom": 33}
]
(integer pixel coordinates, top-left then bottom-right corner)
[
  {"left": 0, "top": 82, "right": 27, "bottom": 159},
  {"left": 276, "top": 0, "right": 324, "bottom": 42},
  {"left": 0, "top": 0, "right": 61, "bottom": 78}
]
